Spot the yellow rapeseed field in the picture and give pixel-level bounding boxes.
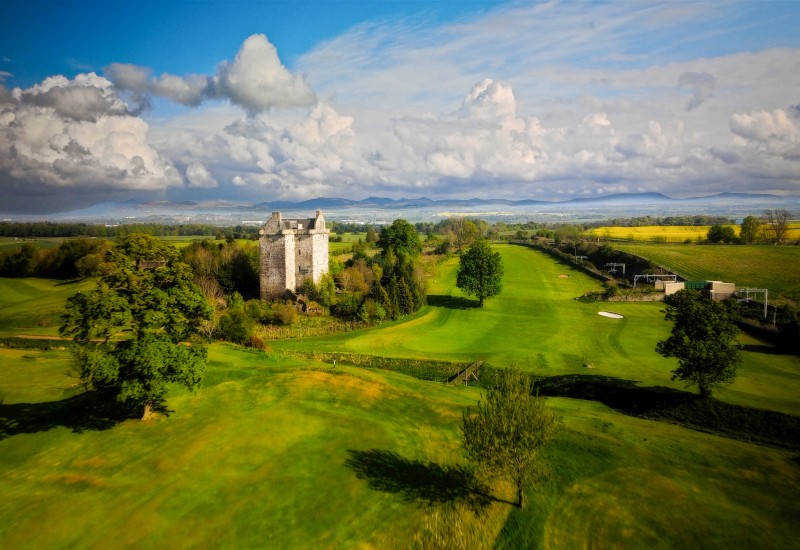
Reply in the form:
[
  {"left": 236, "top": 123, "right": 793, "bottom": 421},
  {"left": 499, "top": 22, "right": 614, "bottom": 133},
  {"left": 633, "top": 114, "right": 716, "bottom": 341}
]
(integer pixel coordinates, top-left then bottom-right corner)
[{"left": 587, "top": 224, "right": 800, "bottom": 243}]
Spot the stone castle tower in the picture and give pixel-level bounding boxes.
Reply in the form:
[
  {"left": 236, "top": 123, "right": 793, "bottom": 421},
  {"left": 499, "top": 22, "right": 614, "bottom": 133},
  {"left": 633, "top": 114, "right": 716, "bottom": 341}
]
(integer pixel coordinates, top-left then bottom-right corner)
[{"left": 259, "top": 210, "right": 330, "bottom": 300}]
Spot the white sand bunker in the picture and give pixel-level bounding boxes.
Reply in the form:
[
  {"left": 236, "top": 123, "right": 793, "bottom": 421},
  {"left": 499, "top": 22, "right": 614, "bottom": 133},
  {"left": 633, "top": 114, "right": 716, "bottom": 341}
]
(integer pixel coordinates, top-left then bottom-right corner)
[
  {"left": 558, "top": 274, "right": 569, "bottom": 279},
  {"left": 598, "top": 311, "right": 624, "bottom": 319}
]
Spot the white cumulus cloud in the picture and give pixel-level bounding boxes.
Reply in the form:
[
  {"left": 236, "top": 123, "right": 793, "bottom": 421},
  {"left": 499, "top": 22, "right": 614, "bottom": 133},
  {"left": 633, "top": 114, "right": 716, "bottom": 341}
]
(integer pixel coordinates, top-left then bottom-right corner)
[
  {"left": 0, "top": 74, "right": 182, "bottom": 211},
  {"left": 106, "top": 34, "right": 315, "bottom": 115}
]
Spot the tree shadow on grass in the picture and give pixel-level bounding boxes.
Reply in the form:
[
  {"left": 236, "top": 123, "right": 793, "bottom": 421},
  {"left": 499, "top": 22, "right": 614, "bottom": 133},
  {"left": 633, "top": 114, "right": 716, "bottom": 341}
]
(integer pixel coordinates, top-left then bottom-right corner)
[
  {"left": 54, "top": 278, "right": 86, "bottom": 286},
  {"left": 345, "top": 449, "right": 511, "bottom": 513},
  {"left": 427, "top": 295, "right": 480, "bottom": 310},
  {"left": 533, "top": 375, "right": 690, "bottom": 416},
  {"left": 741, "top": 343, "right": 794, "bottom": 356},
  {"left": 0, "top": 392, "right": 138, "bottom": 441},
  {"left": 533, "top": 374, "right": 800, "bottom": 450}
]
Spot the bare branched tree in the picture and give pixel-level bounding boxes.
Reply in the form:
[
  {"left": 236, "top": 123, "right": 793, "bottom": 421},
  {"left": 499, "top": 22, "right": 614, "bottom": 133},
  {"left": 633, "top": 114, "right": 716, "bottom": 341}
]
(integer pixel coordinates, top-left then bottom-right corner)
[{"left": 763, "top": 209, "right": 791, "bottom": 243}]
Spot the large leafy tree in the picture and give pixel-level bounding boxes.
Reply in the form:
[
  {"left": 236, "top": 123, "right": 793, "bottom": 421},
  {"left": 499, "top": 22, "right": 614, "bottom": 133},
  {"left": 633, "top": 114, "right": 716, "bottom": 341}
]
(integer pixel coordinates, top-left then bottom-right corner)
[
  {"left": 706, "top": 224, "right": 736, "bottom": 244},
  {"left": 656, "top": 290, "right": 741, "bottom": 398},
  {"left": 61, "top": 233, "right": 211, "bottom": 419},
  {"left": 461, "top": 367, "right": 559, "bottom": 508},
  {"left": 377, "top": 219, "right": 422, "bottom": 258},
  {"left": 456, "top": 240, "right": 503, "bottom": 307}
]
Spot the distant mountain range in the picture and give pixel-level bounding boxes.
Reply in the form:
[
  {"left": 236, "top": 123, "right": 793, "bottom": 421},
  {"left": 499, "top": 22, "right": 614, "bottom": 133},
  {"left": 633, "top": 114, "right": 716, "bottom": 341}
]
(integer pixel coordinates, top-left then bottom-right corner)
[
  {"left": 9, "top": 191, "right": 795, "bottom": 224},
  {"left": 99, "top": 191, "right": 789, "bottom": 212}
]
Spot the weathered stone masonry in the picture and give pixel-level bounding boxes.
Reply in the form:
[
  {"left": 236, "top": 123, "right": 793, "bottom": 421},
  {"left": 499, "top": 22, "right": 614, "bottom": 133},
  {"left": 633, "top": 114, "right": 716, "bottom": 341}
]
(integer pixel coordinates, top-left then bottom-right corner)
[{"left": 259, "top": 210, "right": 329, "bottom": 300}]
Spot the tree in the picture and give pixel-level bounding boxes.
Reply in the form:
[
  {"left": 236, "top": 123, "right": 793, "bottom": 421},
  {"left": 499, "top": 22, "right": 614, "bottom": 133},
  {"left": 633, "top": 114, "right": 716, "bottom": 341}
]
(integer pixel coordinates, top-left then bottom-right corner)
[
  {"left": 461, "top": 367, "right": 559, "bottom": 508},
  {"left": 655, "top": 290, "right": 741, "bottom": 398},
  {"left": 456, "top": 240, "right": 503, "bottom": 307},
  {"left": 706, "top": 224, "right": 736, "bottom": 243},
  {"left": 378, "top": 219, "right": 422, "bottom": 258},
  {"left": 61, "top": 234, "right": 211, "bottom": 419},
  {"left": 365, "top": 227, "right": 380, "bottom": 244},
  {"left": 739, "top": 216, "right": 760, "bottom": 244},
  {"left": 763, "top": 209, "right": 790, "bottom": 243}
]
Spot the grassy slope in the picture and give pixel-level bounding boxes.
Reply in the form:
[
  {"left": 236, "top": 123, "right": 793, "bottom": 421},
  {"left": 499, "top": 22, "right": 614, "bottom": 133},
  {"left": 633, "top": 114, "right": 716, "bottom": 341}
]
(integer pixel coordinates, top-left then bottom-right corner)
[
  {"left": 612, "top": 243, "right": 800, "bottom": 302},
  {"left": 0, "top": 278, "right": 95, "bottom": 337},
  {"left": 1, "top": 345, "right": 798, "bottom": 548},
  {"left": 275, "top": 244, "right": 800, "bottom": 415}
]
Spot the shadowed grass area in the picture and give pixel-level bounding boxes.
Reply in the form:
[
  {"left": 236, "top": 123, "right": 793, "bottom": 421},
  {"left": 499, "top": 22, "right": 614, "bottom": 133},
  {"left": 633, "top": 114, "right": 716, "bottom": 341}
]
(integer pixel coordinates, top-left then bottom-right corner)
[
  {"left": 344, "top": 449, "right": 503, "bottom": 511},
  {"left": 532, "top": 374, "right": 800, "bottom": 450},
  {"left": 0, "top": 392, "right": 134, "bottom": 440}
]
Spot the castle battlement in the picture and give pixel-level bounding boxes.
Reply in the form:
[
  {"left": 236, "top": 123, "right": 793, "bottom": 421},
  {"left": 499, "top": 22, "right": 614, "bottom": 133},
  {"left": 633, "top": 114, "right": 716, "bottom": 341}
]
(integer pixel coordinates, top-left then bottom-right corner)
[{"left": 259, "top": 210, "right": 329, "bottom": 300}]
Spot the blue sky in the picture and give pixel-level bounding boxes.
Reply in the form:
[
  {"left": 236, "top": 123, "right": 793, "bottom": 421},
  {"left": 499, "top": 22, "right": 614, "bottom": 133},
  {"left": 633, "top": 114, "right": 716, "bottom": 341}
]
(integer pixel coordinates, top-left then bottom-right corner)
[{"left": 1, "top": 0, "right": 799, "bottom": 213}]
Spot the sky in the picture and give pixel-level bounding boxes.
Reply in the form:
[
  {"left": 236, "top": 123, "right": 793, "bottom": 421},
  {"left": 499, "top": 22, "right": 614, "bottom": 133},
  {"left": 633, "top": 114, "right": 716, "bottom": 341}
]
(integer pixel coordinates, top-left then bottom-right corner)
[{"left": 1, "top": 0, "right": 799, "bottom": 213}]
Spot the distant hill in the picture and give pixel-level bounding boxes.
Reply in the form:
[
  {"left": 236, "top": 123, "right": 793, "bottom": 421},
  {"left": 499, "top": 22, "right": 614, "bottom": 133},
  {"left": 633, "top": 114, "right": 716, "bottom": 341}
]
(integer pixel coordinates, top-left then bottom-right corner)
[{"left": 8, "top": 191, "right": 796, "bottom": 224}]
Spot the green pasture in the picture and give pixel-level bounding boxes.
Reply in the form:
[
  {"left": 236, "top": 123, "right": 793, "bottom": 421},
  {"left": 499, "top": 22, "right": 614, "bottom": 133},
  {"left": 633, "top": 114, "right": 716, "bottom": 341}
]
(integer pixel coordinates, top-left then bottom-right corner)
[
  {"left": 333, "top": 232, "right": 367, "bottom": 243},
  {"left": 612, "top": 243, "right": 800, "bottom": 302},
  {"left": 0, "top": 278, "right": 95, "bottom": 337},
  {"left": 1, "top": 344, "right": 798, "bottom": 548},
  {"left": 329, "top": 241, "right": 354, "bottom": 254},
  {"left": 0, "top": 237, "right": 67, "bottom": 252}
]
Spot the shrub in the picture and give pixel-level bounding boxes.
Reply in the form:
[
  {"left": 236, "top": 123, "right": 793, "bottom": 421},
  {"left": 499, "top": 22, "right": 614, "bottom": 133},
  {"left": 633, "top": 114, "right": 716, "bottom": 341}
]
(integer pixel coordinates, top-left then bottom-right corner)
[
  {"left": 359, "top": 298, "right": 386, "bottom": 323},
  {"left": 273, "top": 303, "right": 298, "bottom": 325},
  {"left": 218, "top": 308, "right": 253, "bottom": 344},
  {"left": 332, "top": 292, "right": 363, "bottom": 319}
]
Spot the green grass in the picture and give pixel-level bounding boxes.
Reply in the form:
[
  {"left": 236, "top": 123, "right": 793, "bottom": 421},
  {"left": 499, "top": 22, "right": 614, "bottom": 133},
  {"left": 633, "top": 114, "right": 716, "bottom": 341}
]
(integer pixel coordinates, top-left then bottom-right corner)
[
  {"left": 0, "top": 237, "right": 67, "bottom": 252},
  {"left": 0, "top": 348, "right": 79, "bottom": 404},
  {"left": 0, "top": 278, "right": 95, "bottom": 337},
  {"left": 1, "top": 246, "right": 799, "bottom": 547},
  {"left": 612, "top": 243, "right": 800, "bottom": 302},
  {"left": 275, "top": 244, "right": 800, "bottom": 415},
  {"left": 333, "top": 232, "right": 367, "bottom": 243},
  {"left": 1, "top": 345, "right": 798, "bottom": 548}
]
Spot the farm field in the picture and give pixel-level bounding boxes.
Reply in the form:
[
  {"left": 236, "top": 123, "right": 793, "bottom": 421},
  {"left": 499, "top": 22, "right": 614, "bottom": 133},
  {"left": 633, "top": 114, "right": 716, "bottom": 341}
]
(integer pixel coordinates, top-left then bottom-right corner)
[
  {"left": 0, "top": 237, "right": 68, "bottom": 252},
  {"left": 587, "top": 223, "right": 800, "bottom": 243},
  {"left": 611, "top": 243, "right": 800, "bottom": 302},
  {"left": 1, "top": 244, "right": 799, "bottom": 547},
  {"left": 1, "top": 345, "right": 798, "bottom": 548}
]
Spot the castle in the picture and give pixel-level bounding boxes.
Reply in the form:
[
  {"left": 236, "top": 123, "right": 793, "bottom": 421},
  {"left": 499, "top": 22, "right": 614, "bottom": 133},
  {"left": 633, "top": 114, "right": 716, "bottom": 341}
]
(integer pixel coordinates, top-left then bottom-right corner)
[{"left": 259, "top": 210, "right": 330, "bottom": 300}]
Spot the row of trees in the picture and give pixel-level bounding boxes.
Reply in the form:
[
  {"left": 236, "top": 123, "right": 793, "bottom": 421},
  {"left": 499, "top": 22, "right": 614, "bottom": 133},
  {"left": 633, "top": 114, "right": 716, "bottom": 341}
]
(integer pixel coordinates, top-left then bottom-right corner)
[
  {"left": 708, "top": 209, "right": 792, "bottom": 244},
  {"left": 0, "top": 221, "right": 260, "bottom": 239},
  {"left": 0, "top": 238, "right": 109, "bottom": 278}
]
